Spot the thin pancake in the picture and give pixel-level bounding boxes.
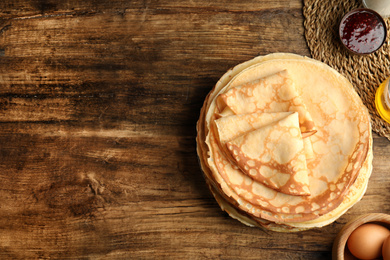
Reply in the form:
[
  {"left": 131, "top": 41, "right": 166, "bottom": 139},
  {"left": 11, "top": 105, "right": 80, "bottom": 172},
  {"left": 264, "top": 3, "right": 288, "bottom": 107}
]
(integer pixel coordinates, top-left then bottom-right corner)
[
  {"left": 197, "top": 53, "right": 372, "bottom": 229},
  {"left": 214, "top": 111, "right": 293, "bottom": 144},
  {"left": 225, "top": 112, "right": 310, "bottom": 196},
  {"left": 206, "top": 57, "right": 369, "bottom": 218},
  {"left": 217, "top": 70, "right": 316, "bottom": 137}
]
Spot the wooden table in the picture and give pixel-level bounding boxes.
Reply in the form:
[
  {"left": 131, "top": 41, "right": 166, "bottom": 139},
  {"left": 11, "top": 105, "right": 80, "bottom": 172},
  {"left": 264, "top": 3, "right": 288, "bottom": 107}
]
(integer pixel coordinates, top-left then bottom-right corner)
[{"left": 1, "top": 1, "right": 389, "bottom": 259}]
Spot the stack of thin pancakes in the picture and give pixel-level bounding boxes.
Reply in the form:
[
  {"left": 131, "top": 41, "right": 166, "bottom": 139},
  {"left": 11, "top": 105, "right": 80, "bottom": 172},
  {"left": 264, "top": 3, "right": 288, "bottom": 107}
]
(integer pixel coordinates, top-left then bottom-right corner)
[{"left": 196, "top": 53, "right": 373, "bottom": 232}]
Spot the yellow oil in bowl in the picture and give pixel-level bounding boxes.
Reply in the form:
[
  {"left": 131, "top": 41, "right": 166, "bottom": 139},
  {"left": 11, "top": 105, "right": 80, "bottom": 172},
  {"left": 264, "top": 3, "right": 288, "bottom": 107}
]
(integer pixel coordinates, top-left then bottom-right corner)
[{"left": 375, "top": 77, "right": 390, "bottom": 124}]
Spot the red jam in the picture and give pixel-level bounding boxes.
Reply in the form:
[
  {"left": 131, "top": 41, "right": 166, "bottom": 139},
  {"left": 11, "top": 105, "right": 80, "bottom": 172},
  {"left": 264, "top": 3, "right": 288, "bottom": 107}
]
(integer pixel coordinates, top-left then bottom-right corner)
[{"left": 339, "top": 9, "right": 386, "bottom": 54}]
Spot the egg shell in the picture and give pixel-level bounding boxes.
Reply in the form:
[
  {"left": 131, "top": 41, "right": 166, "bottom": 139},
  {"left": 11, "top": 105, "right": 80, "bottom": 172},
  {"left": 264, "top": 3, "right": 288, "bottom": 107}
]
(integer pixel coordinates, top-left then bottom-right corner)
[
  {"left": 383, "top": 235, "right": 390, "bottom": 260},
  {"left": 347, "top": 223, "right": 390, "bottom": 260}
]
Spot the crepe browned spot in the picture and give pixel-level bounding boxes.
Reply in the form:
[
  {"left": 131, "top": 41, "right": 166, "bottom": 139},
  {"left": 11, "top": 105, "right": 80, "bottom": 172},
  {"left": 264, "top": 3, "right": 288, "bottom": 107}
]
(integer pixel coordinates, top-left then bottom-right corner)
[
  {"left": 217, "top": 70, "right": 316, "bottom": 137},
  {"left": 225, "top": 112, "right": 310, "bottom": 196}
]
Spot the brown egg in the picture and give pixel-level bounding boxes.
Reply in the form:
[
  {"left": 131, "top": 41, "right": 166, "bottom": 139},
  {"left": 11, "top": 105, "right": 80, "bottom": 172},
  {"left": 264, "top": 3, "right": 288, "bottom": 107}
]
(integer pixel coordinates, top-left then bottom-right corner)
[
  {"left": 347, "top": 223, "right": 390, "bottom": 260},
  {"left": 383, "top": 235, "right": 390, "bottom": 260}
]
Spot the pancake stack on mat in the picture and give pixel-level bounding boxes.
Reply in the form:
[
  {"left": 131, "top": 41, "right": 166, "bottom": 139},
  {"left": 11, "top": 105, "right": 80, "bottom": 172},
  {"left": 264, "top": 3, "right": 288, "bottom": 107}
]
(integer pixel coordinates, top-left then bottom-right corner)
[{"left": 196, "top": 53, "right": 373, "bottom": 232}]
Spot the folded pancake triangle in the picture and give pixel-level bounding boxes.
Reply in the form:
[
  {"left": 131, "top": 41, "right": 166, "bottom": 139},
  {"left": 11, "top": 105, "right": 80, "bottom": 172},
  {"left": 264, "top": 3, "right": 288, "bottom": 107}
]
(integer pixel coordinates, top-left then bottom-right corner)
[
  {"left": 215, "top": 111, "right": 293, "bottom": 143},
  {"left": 217, "top": 70, "right": 316, "bottom": 138},
  {"left": 224, "top": 112, "right": 311, "bottom": 196}
]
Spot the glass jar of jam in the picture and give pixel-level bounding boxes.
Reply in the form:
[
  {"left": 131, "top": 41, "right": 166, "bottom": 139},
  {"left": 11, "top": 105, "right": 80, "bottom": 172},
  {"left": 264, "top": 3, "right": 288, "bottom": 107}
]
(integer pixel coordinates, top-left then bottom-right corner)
[{"left": 339, "top": 8, "right": 387, "bottom": 55}]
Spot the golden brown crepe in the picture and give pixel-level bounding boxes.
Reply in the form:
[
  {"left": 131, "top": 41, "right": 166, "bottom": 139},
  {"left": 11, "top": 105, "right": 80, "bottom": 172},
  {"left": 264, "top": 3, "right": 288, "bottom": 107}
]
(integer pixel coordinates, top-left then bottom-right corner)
[
  {"left": 214, "top": 111, "right": 292, "bottom": 144},
  {"left": 225, "top": 112, "right": 310, "bottom": 196},
  {"left": 217, "top": 70, "right": 317, "bottom": 137},
  {"left": 196, "top": 53, "right": 372, "bottom": 231}
]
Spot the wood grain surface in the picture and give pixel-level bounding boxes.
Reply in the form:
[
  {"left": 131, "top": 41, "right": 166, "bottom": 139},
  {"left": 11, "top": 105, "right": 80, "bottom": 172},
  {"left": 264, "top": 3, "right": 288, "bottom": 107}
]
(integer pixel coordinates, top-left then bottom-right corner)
[{"left": 0, "top": 0, "right": 389, "bottom": 259}]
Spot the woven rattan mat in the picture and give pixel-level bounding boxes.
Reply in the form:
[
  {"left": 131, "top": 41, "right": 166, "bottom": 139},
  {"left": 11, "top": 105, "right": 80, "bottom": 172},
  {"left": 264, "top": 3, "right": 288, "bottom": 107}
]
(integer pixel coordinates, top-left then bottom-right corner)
[{"left": 303, "top": 0, "right": 390, "bottom": 140}]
